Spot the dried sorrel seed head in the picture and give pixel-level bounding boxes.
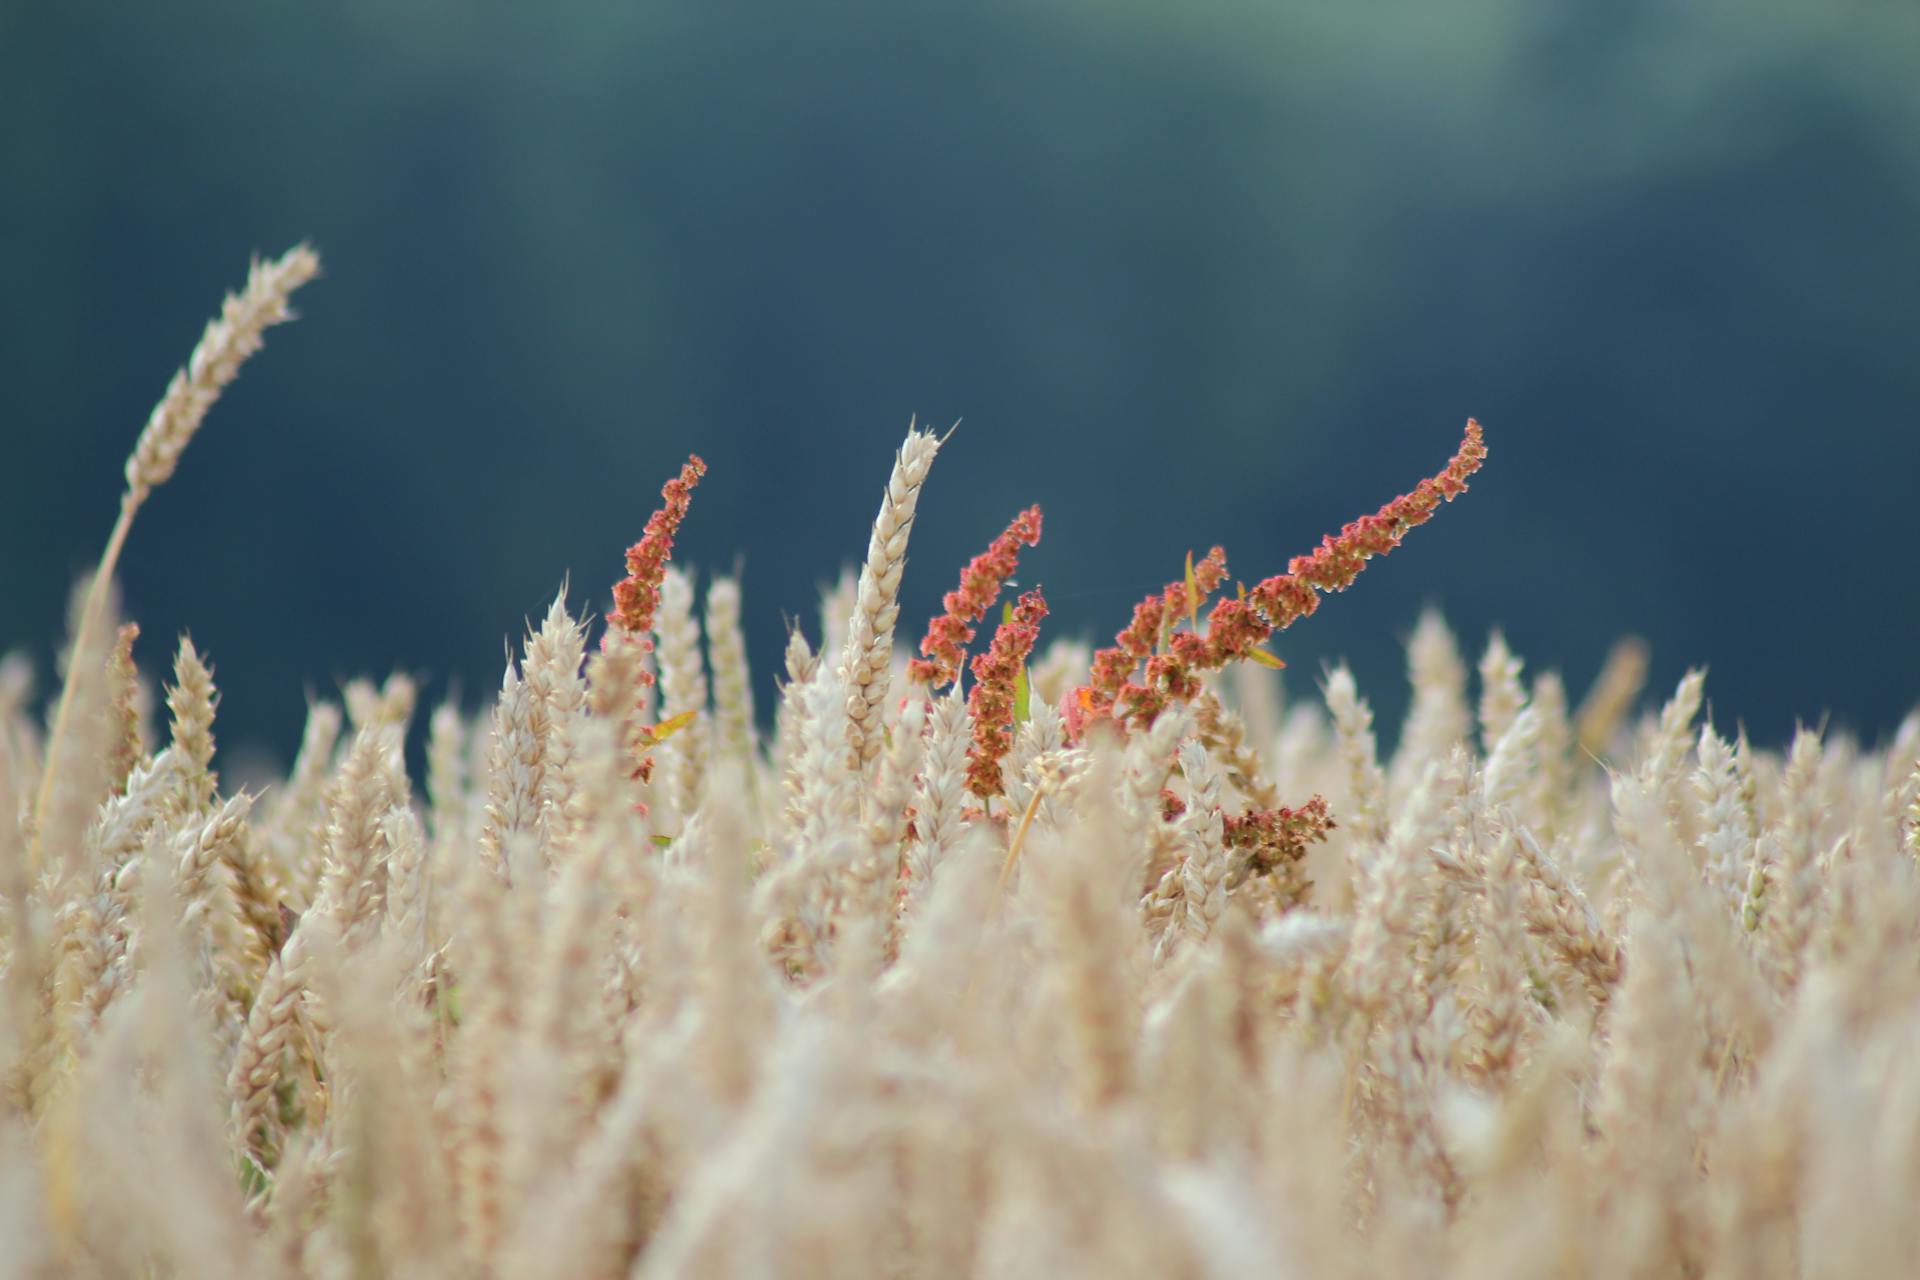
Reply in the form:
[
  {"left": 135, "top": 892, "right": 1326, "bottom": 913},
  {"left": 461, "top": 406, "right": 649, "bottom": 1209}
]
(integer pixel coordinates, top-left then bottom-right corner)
[
  {"left": 1069, "top": 420, "right": 1486, "bottom": 737},
  {"left": 910, "top": 503, "right": 1043, "bottom": 688},
  {"left": 612, "top": 454, "right": 707, "bottom": 636},
  {"left": 966, "top": 587, "right": 1049, "bottom": 799}
]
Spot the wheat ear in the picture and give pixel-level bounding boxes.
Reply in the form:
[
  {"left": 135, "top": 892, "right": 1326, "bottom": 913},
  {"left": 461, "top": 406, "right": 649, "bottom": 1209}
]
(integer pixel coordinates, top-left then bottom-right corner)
[
  {"left": 705, "top": 575, "right": 758, "bottom": 770},
  {"left": 841, "top": 423, "right": 941, "bottom": 770},
  {"left": 32, "top": 244, "right": 318, "bottom": 872},
  {"left": 654, "top": 566, "right": 710, "bottom": 824}
]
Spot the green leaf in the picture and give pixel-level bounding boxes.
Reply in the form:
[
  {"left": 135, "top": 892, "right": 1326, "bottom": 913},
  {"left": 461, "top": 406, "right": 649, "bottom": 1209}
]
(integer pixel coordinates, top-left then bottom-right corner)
[
  {"left": 1246, "top": 647, "right": 1287, "bottom": 670},
  {"left": 1014, "top": 661, "right": 1031, "bottom": 723},
  {"left": 1184, "top": 550, "right": 1199, "bottom": 628},
  {"left": 650, "top": 834, "right": 675, "bottom": 848},
  {"left": 239, "top": 1155, "right": 270, "bottom": 1199}
]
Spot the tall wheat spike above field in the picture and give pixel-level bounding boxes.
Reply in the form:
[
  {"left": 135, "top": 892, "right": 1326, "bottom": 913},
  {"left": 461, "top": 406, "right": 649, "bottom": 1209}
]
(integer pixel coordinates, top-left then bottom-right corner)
[{"left": 4, "top": 253, "right": 1920, "bottom": 1278}]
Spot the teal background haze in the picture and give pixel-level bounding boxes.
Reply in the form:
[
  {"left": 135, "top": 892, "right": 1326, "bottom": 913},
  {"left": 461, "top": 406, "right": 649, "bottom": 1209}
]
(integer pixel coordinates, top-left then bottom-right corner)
[{"left": 3, "top": 0, "right": 1917, "bottom": 765}]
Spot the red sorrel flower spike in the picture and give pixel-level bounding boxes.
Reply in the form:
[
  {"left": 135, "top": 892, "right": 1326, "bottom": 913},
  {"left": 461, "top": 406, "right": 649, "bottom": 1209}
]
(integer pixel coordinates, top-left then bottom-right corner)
[
  {"left": 965, "top": 587, "right": 1048, "bottom": 800},
  {"left": 612, "top": 454, "right": 707, "bottom": 636},
  {"left": 1072, "top": 546, "right": 1229, "bottom": 733},
  {"left": 1067, "top": 421, "right": 1485, "bottom": 737},
  {"left": 1246, "top": 420, "right": 1484, "bottom": 630},
  {"left": 910, "top": 503, "right": 1043, "bottom": 688},
  {"left": 605, "top": 453, "right": 706, "bottom": 808}
]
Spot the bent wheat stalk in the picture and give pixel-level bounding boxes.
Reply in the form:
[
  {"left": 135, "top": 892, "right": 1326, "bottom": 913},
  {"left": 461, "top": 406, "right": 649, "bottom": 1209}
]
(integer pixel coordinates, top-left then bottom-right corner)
[{"left": 31, "top": 244, "right": 318, "bottom": 871}]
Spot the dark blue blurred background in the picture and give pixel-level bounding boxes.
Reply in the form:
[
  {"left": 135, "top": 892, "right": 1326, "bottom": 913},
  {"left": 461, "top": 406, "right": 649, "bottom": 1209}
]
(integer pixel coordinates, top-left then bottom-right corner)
[{"left": 3, "top": 0, "right": 1916, "bottom": 765}]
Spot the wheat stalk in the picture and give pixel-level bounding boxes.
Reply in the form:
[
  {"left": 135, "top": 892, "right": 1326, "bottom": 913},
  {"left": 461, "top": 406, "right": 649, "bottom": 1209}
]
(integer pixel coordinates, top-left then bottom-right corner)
[{"left": 32, "top": 245, "right": 317, "bottom": 875}]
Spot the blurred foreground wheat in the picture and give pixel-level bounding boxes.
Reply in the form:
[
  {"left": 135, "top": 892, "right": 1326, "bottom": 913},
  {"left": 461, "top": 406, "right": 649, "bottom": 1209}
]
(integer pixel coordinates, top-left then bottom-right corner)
[{"left": 3, "top": 250, "right": 1919, "bottom": 1279}]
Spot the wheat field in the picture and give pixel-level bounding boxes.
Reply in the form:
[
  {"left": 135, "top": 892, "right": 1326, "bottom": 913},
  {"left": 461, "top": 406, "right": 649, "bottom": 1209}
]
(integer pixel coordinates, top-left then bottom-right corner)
[{"left": 3, "top": 248, "right": 1918, "bottom": 1279}]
